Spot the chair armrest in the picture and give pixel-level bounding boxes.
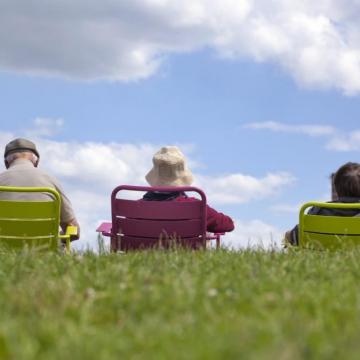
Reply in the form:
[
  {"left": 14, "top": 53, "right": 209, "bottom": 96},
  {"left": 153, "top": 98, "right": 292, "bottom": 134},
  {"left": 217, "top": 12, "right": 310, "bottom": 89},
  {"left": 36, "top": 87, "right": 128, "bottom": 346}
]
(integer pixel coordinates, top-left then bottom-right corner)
[
  {"left": 206, "top": 232, "right": 225, "bottom": 240},
  {"left": 96, "top": 222, "right": 112, "bottom": 237},
  {"left": 66, "top": 226, "right": 79, "bottom": 240},
  {"left": 59, "top": 226, "right": 78, "bottom": 253}
]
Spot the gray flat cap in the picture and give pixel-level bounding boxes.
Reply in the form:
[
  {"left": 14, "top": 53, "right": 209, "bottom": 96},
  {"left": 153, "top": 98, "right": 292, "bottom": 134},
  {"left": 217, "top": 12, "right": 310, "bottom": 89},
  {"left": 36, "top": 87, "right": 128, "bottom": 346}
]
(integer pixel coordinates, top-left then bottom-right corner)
[{"left": 4, "top": 138, "right": 40, "bottom": 158}]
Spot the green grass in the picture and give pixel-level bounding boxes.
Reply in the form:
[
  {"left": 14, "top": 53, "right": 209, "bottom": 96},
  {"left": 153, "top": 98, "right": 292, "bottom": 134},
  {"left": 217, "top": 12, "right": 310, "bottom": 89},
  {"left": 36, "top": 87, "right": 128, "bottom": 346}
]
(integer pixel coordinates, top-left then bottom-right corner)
[{"left": 1, "top": 248, "right": 360, "bottom": 359}]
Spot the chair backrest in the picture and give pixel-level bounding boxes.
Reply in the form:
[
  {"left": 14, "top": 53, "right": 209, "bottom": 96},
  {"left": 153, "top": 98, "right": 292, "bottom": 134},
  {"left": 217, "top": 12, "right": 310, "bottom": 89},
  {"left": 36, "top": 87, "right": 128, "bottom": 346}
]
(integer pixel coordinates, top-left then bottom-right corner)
[
  {"left": 0, "top": 186, "right": 61, "bottom": 251},
  {"left": 299, "top": 202, "right": 360, "bottom": 250},
  {"left": 110, "top": 185, "right": 207, "bottom": 251}
]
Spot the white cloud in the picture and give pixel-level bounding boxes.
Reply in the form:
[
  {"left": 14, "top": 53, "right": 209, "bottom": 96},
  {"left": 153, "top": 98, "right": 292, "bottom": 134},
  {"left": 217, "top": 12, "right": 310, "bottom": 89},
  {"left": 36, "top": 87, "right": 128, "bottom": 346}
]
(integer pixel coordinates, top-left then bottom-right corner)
[
  {"left": 26, "top": 118, "right": 64, "bottom": 138},
  {"left": 326, "top": 130, "right": 360, "bottom": 151},
  {"left": 223, "top": 219, "right": 284, "bottom": 250},
  {"left": 270, "top": 203, "right": 300, "bottom": 214},
  {"left": 244, "top": 121, "right": 336, "bottom": 137},
  {"left": 245, "top": 121, "right": 360, "bottom": 153},
  {"left": 196, "top": 172, "right": 296, "bottom": 205},
  {"left": 39, "top": 141, "right": 156, "bottom": 188},
  {"left": 1, "top": 1, "right": 360, "bottom": 93}
]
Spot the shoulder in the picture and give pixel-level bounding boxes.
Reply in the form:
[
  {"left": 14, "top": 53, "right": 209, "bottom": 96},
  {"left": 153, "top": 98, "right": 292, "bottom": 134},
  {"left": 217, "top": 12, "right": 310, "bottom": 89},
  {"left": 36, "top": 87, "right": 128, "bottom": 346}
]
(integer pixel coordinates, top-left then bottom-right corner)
[
  {"left": 38, "top": 169, "right": 57, "bottom": 183},
  {"left": 37, "top": 169, "right": 64, "bottom": 189}
]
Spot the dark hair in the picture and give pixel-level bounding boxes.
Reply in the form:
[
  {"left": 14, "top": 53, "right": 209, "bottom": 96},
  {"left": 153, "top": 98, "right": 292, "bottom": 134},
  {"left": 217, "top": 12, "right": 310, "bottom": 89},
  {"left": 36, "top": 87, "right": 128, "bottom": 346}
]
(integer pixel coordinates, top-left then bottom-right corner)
[
  {"left": 334, "top": 162, "right": 360, "bottom": 198},
  {"left": 329, "top": 172, "right": 338, "bottom": 201}
]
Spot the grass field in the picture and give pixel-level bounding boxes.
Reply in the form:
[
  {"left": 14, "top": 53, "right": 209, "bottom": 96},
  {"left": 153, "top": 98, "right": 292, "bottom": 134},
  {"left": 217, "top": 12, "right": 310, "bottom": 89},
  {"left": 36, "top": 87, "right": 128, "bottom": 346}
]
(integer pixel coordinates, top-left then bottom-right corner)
[{"left": 1, "top": 248, "right": 360, "bottom": 359}]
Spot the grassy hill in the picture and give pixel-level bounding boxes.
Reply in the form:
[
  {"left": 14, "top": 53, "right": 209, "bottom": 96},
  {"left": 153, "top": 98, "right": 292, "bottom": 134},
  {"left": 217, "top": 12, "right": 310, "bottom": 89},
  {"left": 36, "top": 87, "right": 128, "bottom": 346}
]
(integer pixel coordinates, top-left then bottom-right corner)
[{"left": 1, "top": 248, "right": 360, "bottom": 359}]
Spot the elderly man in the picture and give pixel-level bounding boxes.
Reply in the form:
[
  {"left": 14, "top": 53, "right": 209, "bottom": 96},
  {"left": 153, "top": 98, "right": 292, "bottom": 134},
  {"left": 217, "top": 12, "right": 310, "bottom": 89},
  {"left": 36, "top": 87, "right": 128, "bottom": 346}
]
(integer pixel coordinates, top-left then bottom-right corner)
[{"left": 0, "top": 138, "right": 80, "bottom": 240}]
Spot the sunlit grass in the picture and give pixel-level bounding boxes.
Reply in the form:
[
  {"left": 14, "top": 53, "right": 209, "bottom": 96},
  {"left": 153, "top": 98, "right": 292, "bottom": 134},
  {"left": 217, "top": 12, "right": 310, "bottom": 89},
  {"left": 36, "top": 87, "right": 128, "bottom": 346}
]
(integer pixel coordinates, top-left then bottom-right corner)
[{"left": 0, "top": 248, "right": 360, "bottom": 359}]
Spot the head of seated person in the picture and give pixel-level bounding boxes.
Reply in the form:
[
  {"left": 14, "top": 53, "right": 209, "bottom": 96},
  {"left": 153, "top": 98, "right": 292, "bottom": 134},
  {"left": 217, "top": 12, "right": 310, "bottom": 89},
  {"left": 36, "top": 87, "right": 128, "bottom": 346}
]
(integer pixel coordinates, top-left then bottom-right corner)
[
  {"left": 334, "top": 162, "right": 360, "bottom": 200},
  {"left": 144, "top": 146, "right": 193, "bottom": 201},
  {"left": 4, "top": 138, "right": 40, "bottom": 169}
]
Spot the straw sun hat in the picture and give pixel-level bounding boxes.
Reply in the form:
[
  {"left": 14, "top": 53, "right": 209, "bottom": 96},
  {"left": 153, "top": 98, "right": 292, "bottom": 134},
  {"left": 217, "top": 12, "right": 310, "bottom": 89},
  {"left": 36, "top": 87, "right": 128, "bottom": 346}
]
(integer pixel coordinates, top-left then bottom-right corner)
[{"left": 146, "top": 146, "right": 194, "bottom": 187}]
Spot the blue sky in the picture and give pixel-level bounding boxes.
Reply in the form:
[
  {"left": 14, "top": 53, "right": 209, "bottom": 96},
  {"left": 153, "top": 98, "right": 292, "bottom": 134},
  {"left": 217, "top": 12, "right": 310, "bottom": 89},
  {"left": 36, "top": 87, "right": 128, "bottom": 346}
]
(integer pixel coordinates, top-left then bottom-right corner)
[{"left": 1, "top": 1, "right": 360, "bottom": 249}]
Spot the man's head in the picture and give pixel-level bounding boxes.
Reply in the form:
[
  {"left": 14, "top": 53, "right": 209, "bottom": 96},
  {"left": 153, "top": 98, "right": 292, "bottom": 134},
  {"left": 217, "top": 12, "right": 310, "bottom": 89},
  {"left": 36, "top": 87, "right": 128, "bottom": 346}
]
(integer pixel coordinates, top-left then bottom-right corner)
[
  {"left": 334, "top": 162, "right": 360, "bottom": 198},
  {"left": 4, "top": 138, "right": 40, "bottom": 169}
]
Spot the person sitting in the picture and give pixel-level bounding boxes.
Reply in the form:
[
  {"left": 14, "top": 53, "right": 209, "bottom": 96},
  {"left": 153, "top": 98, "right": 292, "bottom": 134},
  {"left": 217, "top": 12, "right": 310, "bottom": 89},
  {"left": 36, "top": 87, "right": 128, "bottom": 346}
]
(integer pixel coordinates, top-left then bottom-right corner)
[
  {"left": 285, "top": 162, "right": 360, "bottom": 246},
  {"left": 143, "top": 146, "right": 235, "bottom": 234},
  {"left": 0, "top": 138, "right": 80, "bottom": 240}
]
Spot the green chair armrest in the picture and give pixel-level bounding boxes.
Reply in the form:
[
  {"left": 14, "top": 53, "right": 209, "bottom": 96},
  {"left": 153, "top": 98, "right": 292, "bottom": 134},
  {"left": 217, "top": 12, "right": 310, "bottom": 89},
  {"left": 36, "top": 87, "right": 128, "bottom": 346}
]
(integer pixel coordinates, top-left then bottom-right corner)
[
  {"left": 59, "top": 226, "right": 78, "bottom": 253},
  {"left": 65, "top": 226, "right": 79, "bottom": 238}
]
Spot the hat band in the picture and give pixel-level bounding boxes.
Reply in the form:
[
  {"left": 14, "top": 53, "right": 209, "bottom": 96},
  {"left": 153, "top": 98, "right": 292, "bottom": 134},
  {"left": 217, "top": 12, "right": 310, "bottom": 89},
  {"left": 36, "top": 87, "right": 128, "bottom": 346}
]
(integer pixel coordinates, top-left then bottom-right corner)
[{"left": 4, "top": 147, "right": 40, "bottom": 159}]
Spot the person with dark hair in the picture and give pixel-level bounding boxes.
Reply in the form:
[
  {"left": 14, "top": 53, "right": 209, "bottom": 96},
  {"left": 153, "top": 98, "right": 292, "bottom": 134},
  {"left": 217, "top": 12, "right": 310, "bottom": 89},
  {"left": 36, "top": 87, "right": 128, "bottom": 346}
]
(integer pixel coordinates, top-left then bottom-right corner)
[{"left": 285, "top": 162, "right": 360, "bottom": 246}]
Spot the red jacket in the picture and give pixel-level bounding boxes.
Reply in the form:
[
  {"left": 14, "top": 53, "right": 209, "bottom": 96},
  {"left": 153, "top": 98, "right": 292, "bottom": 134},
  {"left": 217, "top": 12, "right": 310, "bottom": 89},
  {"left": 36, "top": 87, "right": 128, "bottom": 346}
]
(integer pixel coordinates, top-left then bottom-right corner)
[{"left": 142, "top": 191, "right": 235, "bottom": 233}]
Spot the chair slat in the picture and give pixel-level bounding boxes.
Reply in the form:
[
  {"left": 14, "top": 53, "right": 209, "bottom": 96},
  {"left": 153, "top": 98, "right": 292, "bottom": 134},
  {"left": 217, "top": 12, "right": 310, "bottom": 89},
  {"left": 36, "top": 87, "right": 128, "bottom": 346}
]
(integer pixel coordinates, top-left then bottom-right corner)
[
  {"left": 113, "top": 199, "right": 202, "bottom": 220},
  {"left": 115, "top": 218, "right": 203, "bottom": 238},
  {"left": 303, "top": 215, "right": 360, "bottom": 234},
  {"left": 0, "top": 237, "right": 58, "bottom": 251},
  {"left": 302, "top": 232, "right": 360, "bottom": 250},
  {"left": 0, "top": 219, "right": 58, "bottom": 237},
  {"left": 113, "top": 235, "right": 205, "bottom": 251},
  {"left": 0, "top": 201, "right": 58, "bottom": 219}
]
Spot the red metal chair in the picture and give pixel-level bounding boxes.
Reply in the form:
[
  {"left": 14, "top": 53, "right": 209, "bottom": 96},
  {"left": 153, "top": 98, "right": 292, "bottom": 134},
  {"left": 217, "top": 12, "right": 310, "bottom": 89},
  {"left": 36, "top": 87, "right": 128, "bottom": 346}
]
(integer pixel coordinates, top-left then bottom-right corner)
[{"left": 96, "top": 185, "right": 223, "bottom": 251}]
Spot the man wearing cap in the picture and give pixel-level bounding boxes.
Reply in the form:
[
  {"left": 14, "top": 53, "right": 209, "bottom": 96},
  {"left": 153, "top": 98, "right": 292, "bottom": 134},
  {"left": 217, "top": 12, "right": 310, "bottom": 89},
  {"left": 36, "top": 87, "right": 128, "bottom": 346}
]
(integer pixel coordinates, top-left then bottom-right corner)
[{"left": 0, "top": 138, "right": 80, "bottom": 240}]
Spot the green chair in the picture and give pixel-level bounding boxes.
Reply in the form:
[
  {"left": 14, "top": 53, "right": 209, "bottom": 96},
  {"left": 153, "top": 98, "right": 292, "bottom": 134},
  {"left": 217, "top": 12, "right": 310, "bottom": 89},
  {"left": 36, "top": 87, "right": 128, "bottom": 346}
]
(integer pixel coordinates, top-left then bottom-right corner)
[
  {"left": 299, "top": 202, "right": 360, "bottom": 250},
  {"left": 0, "top": 186, "right": 77, "bottom": 252}
]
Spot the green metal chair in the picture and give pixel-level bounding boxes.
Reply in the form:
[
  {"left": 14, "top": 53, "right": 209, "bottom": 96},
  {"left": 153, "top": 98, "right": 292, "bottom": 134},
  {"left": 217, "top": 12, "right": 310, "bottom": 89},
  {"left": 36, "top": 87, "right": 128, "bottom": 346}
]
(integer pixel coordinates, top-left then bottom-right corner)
[
  {"left": 299, "top": 202, "right": 360, "bottom": 250},
  {"left": 0, "top": 186, "right": 77, "bottom": 252}
]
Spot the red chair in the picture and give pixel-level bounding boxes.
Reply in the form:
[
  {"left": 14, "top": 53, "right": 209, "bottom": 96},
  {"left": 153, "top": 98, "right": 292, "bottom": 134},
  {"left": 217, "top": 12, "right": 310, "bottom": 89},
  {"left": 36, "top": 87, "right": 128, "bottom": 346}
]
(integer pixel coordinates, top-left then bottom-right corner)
[{"left": 96, "top": 185, "right": 223, "bottom": 251}]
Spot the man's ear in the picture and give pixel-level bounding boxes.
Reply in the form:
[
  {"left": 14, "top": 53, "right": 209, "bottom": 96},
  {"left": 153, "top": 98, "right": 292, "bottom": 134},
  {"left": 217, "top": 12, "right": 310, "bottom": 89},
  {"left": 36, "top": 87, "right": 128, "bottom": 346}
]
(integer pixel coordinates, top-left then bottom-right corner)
[{"left": 4, "top": 159, "right": 9, "bottom": 169}]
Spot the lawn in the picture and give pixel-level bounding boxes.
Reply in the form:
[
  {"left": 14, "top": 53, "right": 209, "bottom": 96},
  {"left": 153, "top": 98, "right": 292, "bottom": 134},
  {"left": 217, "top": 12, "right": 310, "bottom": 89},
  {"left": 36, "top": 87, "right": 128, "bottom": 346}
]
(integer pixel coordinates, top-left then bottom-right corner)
[{"left": 1, "top": 248, "right": 360, "bottom": 359}]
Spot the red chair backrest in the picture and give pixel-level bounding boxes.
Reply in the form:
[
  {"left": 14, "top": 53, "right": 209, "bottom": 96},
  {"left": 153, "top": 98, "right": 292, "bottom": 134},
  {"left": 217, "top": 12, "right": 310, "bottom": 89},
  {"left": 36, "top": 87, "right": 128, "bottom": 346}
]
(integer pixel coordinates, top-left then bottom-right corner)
[{"left": 110, "top": 185, "right": 207, "bottom": 251}]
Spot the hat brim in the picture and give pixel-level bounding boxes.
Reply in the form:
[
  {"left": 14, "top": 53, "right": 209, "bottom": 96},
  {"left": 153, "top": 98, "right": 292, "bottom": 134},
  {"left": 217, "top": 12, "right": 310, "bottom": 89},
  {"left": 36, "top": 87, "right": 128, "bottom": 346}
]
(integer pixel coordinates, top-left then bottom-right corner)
[{"left": 146, "top": 168, "right": 193, "bottom": 187}]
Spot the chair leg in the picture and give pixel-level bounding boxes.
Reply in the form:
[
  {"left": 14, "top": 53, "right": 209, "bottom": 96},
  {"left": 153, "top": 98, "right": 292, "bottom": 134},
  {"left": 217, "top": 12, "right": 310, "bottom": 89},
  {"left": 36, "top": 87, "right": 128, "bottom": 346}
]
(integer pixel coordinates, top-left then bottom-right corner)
[
  {"left": 66, "top": 238, "right": 70, "bottom": 254},
  {"left": 111, "top": 236, "right": 118, "bottom": 252},
  {"left": 216, "top": 235, "right": 221, "bottom": 250}
]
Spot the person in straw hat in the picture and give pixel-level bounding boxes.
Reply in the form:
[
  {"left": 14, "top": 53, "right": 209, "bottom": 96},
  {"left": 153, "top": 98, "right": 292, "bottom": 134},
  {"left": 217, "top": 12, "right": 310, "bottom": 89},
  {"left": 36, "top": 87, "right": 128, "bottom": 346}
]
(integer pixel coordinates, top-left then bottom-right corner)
[
  {"left": 143, "top": 146, "right": 234, "bottom": 233},
  {"left": 0, "top": 138, "right": 80, "bottom": 241}
]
